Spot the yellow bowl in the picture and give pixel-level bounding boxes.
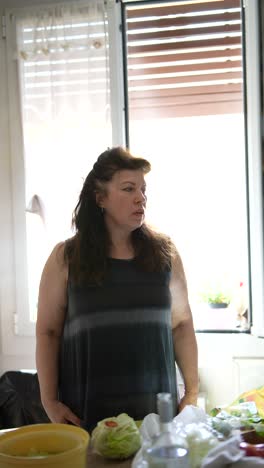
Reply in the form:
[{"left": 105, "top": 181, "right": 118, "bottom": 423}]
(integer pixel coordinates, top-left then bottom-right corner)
[{"left": 0, "top": 423, "right": 89, "bottom": 468}]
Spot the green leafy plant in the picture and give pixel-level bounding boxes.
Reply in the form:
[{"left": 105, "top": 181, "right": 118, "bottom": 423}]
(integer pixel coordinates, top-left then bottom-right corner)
[
  {"left": 202, "top": 291, "right": 231, "bottom": 305},
  {"left": 199, "top": 286, "right": 231, "bottom": 305}
]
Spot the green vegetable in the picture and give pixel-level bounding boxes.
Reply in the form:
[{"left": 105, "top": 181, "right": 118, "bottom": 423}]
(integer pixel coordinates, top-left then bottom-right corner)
[
  {"left": 91, "top": 413, "right": 141, "bottom": 459},
  {"left": 210, "top": 408, "right": 221, "bottom": 417},
  {"left": 212, "top": 418, "right": 232, "bottom": 437},
  {"left": 254, "top": 424, "right": 264, "bottom": 437}
]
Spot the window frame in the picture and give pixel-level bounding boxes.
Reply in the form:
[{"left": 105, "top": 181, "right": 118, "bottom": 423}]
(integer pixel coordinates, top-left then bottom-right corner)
[
  {"left": 4, "top": 0, "right": 126, "bottom": 338},
  {"left": 120, "top": 0, "right": 264, "bottom": 334},
  {"left": 243, "top": 0, "right": 264, "bottom": 337},
  {"left": 5, "top": 9, "right": 32, "bottom": 336}
]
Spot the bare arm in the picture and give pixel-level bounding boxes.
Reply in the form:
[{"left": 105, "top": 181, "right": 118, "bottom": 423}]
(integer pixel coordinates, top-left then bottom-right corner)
[
  {"left": 170, "top": 250, "right": 199, "bottom": 411},
  {"left": 36, "top": 242, "right": 80, "bottom": 425}
]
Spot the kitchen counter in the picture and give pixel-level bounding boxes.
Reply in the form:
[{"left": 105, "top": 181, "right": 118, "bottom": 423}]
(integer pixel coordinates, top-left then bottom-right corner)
[{"left": 86, "top": 446, "right": 133, "bottom": 468}]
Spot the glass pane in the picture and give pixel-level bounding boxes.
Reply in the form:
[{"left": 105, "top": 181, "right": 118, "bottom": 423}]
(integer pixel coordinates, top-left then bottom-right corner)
[
  {"left": 125, "top": 0, "right": 249, "bottom": 331},
  {"left": 16, "top": 6, "right": 112, "bottom": 321}
]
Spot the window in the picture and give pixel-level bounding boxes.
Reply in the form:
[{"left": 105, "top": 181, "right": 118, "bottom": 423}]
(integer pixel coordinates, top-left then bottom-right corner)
[
  {"left": 6, "top": 0, "right": 124, "bottom": 335},
  {"left": 121, "top": 0, "right": 263, "bottom": 332},
  {"left": 5, "top": 0, "right": 264, "bottom": 337}
]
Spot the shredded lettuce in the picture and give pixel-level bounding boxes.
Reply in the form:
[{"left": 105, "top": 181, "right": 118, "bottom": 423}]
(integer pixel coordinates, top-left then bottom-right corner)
[
  {"left": 91, "top": 413, "right": 141, "bottom": 459},
  {"left": 27, "top": 448, "right": 50, "bottom": 457}
]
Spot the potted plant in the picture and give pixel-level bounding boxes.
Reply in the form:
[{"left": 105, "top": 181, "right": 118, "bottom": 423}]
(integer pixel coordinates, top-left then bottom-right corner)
[
  {"left": 195, "top": 283, "right": 236, "bottom": 328},
  {"left": 200, "top": 288, "right": 231, "bottom": 309}
]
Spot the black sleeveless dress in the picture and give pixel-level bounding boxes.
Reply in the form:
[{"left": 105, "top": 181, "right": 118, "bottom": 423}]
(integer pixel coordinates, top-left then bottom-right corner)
[{"left": 58, "top": 258, "right": 178, "bottom": 431}]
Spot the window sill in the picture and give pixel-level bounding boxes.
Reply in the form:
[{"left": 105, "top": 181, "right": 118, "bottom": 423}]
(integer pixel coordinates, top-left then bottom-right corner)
[{"left": 195, "top": 328, "right": 250, "bottom": 334}]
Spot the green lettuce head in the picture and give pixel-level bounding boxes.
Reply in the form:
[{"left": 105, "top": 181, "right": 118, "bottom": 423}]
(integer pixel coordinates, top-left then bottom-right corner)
[{"left": 91, "top": 413, "right": 141, "bottom": 459}]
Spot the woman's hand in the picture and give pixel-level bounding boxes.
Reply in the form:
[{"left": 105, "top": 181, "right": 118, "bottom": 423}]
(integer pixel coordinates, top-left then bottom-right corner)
[
  {"left": 43, "top": 399, "right": 81, "bottom": 426},
  {"left": 178, "top": 392, "right": 198, "bottom": 413}
]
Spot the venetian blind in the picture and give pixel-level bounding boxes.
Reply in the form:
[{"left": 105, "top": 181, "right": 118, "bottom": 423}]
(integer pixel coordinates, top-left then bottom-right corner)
[{"left": 125, "top": 0, "right": 243, "bottom": 119}]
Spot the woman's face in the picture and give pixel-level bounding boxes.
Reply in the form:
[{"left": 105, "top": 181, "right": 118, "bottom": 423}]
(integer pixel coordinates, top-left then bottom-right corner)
[{"left": 99, "top": 169, "right": 147, "bottom": 233}]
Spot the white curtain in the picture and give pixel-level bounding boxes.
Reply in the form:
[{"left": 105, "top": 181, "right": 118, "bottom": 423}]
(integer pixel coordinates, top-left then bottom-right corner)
[{"left": 13, "top": 1, "right": 112, "bottom": 318}]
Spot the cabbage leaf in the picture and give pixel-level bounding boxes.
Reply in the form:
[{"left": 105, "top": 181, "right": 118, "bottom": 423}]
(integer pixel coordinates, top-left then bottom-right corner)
[{"left": 91, "top": 413, "right": 141, "bottom": 459}]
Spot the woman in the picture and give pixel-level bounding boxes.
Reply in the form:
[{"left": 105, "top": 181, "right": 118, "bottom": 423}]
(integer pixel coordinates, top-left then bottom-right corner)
[{"left": 36, "top": 147, "right": 198, "bottom": 431}]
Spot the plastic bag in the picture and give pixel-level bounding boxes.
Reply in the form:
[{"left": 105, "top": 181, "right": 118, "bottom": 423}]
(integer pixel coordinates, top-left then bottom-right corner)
[
  {"left": 230, "top": 387, "right": 264, "bottom": 418},
  {"left": 132, "top": 406, "right": 217, "bottom": 468},
  {"left": 0, "top": 371, "right": 50, "bottom": 429}
]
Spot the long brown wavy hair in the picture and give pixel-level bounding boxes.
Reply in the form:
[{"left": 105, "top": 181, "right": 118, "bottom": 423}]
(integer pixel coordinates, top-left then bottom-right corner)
[{"left": 64, "top": 147, "right": 175, "bottom": 285}]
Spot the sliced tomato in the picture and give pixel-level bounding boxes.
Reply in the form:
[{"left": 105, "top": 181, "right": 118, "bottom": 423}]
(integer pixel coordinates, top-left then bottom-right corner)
[{"left": 105, "top": 420, "right": 118, "bottom": 428}]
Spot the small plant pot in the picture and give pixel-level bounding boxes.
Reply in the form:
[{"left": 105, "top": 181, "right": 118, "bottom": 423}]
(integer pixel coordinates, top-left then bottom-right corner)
[{"left": 208, "top": 302, "right": 229, "bottom": 309}]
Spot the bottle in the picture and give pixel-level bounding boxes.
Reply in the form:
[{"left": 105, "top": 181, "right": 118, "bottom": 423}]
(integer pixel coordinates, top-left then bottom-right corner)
[{"left": 146, "top": 393, "right": 190, "bottom": 468}]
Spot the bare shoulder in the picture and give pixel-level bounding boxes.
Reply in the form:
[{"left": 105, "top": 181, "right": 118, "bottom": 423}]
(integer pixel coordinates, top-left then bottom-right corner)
[
  {"left": 169, "top": 245, "right": 192, "bottom": 328},
  {"left": 37, "top": 242, "right": 68, "bottom": 334},
  {"left": 38, "top": 241, "right": 68, "bottom": 308},
  {"left": 170, "top": 246, "right": 187, "bottom": 284},
  {"left": 49, "top": 241, "right": 66, "bottom": 266},
  {"left": 43, "top": 242, "right": 68, "bottom": 279}
]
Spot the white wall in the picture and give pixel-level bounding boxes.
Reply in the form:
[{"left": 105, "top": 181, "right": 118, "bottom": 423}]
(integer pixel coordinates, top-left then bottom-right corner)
[
  {"left": 1, "top": 0, "right": 264, "bottom": 412},
  {"left": 197, "top": 334, "right": 264, "bottom": 411}
]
